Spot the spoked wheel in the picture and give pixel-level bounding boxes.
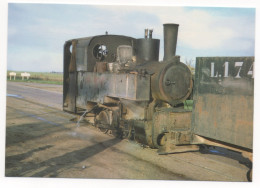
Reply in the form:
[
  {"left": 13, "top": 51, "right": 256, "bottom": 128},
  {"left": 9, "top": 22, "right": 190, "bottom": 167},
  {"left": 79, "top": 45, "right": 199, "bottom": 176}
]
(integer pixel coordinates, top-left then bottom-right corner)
[{"left": 95, "top": 110, "right": 111, "bottom": 134}]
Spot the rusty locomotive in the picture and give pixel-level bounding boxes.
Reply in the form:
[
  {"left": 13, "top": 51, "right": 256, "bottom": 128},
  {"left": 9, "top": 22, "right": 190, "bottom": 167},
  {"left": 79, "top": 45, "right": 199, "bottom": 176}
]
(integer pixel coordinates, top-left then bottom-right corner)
[{"left": 63, "top": 23, "right": 254, "bottom": 176}]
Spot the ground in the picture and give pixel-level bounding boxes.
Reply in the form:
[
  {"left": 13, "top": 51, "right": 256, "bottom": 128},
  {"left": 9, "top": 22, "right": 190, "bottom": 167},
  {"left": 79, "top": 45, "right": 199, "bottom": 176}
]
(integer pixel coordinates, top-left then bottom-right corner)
[{"left": 5, "top": 81, "right": 251, "bottom": 181}]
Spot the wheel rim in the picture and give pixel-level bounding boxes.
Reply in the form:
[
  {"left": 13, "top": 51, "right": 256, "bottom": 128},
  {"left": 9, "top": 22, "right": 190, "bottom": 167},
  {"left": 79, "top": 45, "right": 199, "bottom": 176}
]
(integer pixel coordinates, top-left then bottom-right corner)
[{"left": 96, "top": 110, "right": 110, "bottom": 133}]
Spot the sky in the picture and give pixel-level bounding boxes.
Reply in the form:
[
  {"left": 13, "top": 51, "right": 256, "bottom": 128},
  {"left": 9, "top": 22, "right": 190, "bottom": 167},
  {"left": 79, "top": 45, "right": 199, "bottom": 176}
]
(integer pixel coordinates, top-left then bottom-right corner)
[{"left": 7, "top": 3, "right": 255, "bottom": 72}]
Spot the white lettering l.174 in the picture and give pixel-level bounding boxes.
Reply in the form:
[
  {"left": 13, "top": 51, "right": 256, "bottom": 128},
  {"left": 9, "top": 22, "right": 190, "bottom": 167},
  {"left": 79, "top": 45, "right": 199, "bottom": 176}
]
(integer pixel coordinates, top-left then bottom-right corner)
[{"left": 210, "top": 62, "right": 254, "bottom": 78}]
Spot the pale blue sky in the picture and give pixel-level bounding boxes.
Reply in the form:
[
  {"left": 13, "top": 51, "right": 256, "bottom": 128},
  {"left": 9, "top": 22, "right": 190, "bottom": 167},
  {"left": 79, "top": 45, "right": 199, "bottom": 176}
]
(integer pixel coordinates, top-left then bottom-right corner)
[{"left": 7, "top": 3, "right": 255, "bottom": 72}]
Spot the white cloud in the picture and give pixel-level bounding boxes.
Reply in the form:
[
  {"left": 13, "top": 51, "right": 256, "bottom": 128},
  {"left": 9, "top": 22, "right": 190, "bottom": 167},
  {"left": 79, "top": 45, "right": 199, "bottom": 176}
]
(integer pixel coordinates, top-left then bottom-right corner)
[
  {"left": 7, "top": 4, "right": 255, "bottom": 72},
  {"left": 12, "top": 5, "right": 255, "bottom": 53},
  {"left": 92, "top": 6, "right": 254, "bottom": 53}
]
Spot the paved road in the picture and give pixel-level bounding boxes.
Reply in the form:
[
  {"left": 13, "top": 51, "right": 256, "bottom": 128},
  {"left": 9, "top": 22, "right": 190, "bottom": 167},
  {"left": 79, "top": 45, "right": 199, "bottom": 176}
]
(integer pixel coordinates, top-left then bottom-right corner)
[
  {"left": 5, "top": 81, "right": 251, "bottom": 182},
  {"left": 7, "top": 82, "right": 63, "bottom": 109}
]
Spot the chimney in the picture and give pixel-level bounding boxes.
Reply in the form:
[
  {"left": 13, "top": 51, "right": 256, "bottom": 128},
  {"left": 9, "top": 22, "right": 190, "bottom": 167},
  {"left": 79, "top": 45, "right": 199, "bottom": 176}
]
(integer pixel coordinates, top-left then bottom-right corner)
[{"left": 163, "top": 23, "right": 179, "bottom": 61}]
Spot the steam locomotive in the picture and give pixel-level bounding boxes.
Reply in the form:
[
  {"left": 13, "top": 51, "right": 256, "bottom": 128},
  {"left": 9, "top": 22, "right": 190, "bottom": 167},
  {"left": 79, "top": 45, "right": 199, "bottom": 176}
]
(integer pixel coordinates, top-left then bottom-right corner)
[{"left": 63, "top": 23, "right": 254, "bottom": 178}]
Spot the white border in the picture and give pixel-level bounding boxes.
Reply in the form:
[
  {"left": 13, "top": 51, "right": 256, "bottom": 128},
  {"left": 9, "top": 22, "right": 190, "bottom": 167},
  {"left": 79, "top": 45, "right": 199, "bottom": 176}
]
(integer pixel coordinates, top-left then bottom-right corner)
[{"left": 1, "top": 1, "right": 259, "bottom": 188}]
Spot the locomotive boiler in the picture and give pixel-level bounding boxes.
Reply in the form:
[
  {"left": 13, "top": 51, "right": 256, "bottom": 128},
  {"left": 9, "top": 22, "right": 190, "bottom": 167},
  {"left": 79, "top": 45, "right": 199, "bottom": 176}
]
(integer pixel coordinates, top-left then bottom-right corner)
[{"left": 63, "top": 23, "right": 253, "bottom": 179}]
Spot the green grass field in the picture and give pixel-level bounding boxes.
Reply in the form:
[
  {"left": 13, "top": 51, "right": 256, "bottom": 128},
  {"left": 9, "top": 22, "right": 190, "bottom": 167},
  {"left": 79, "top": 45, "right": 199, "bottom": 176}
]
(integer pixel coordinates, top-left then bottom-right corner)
[{"left": 7, "top": 71, "right": 63, "bottom": 85}]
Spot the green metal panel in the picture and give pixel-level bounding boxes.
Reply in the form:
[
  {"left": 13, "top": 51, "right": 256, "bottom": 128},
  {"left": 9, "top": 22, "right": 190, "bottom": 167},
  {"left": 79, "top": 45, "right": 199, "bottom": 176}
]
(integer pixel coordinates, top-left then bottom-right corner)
[{"left": 192, "top": 57, "right": 254, "bottom": 149}]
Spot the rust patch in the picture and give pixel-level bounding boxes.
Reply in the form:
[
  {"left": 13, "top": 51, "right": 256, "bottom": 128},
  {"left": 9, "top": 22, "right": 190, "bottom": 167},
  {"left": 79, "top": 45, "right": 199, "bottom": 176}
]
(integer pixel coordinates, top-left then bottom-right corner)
[{"left": 193, "top": 94, "right": 253, "bottom": 149}]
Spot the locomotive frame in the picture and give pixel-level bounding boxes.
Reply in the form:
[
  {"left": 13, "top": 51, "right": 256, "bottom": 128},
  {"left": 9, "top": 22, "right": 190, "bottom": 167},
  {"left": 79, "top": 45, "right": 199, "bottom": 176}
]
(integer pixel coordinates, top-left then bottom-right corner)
[{"left": 63, "top": 23, "right": 254, "bottom": 180}]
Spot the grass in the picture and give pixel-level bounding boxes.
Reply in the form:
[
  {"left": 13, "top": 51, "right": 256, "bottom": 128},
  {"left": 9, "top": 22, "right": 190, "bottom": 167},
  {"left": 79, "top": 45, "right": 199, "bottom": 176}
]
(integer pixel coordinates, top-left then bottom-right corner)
[{"left": 7, "top": 71, "right": 63, "bottom": 85}]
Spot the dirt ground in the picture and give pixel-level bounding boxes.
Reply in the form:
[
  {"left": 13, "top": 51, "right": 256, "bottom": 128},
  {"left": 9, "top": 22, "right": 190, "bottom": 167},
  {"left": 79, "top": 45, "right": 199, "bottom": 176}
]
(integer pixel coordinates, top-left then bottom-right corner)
[
  {"left": 5, "top": 82, "right": 251, "bottom": 181},
  {"left": 5, "top": 96, "right": 188, "bottom": 179}
]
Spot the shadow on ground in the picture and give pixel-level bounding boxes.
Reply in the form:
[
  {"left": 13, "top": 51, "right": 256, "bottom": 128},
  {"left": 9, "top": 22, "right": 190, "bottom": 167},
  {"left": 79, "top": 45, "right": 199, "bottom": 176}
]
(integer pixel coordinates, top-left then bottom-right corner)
[{"left": 5, "top": 137, "right": 120, "bottom": 177}]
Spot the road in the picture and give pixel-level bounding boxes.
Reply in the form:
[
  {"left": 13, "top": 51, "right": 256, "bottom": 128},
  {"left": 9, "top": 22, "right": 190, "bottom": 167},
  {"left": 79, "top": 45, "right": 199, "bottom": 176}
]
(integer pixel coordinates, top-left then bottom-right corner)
[
  {"left": 5, "top": 81, "right": 251, "bottom": 181},
  {"left": 7, "top": 82, "right": 63, "bottom": 109}
]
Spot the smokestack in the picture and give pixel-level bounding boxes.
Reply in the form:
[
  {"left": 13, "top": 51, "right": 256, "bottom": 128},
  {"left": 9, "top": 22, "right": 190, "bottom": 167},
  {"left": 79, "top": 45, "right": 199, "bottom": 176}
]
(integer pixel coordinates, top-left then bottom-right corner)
[
  {"left": 149, "top": 29, "right": 153, "bottom": 38},
  {"left": 163, "top": 23, "right": 179, "bottom": 61},
  {"left": 144, "top": 29, "right": 148, "bottom": 39}
]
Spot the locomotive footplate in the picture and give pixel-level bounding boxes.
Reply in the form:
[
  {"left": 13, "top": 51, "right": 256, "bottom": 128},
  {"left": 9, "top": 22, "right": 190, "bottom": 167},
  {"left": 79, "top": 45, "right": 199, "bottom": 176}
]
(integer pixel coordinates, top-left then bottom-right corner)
[
  {"left": 157, "top": 131, "right": 199, "bottom": 155},
  {"left": 158, "top": 144, "right": 200, "bottom": 155}
]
